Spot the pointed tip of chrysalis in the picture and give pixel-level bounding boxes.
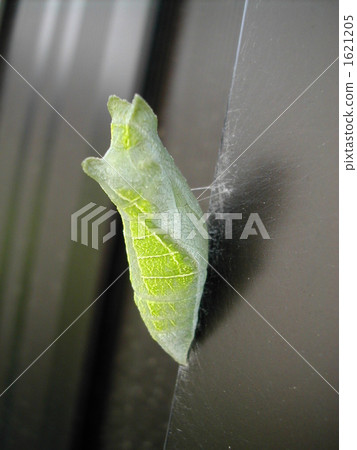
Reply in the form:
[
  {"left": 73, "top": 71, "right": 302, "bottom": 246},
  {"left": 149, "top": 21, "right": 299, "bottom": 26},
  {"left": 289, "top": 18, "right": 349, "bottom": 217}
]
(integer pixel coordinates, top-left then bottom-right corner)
[
  {"left": 131, "top": 93, "right": 157, "bottom": 122},
  {"left": 173, "top": 350, "right": 189, "bottom": 366},
  {"left": 107, "top": 95, "right": 131, "bottom": 121},
  {"left": 159, "top": 335, "right": 192, "bottom": 366},
  {"left": 107, "top": 94, "right": 158, "bottom": 133}
]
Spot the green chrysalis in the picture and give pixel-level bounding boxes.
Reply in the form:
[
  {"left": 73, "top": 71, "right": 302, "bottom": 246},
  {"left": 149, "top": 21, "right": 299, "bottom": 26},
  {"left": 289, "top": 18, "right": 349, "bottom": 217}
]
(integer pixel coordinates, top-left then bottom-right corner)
[{"left": 82, "top": 94, "right": 208, "bottom": 364}]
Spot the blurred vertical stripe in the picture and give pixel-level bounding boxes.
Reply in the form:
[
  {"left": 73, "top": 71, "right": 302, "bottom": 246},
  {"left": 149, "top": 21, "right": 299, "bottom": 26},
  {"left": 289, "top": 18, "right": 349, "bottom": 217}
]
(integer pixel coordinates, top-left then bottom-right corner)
[{"left": 0, "top": 1, "right": 155, "bottom": 448}]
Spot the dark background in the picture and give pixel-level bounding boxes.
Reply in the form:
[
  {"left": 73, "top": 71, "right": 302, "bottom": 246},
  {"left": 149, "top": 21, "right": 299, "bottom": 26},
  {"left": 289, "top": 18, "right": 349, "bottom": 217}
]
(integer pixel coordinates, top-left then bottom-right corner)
[{"left": 0, "top": 1, "right": 338, "bottom": 449}]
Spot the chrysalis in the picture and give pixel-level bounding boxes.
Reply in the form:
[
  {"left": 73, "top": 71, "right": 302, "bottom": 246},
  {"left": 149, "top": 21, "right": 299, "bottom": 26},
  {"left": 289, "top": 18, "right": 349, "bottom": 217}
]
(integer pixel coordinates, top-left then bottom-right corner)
[{"left": 82, "top": 94, "right": 208, "bottom": 365}]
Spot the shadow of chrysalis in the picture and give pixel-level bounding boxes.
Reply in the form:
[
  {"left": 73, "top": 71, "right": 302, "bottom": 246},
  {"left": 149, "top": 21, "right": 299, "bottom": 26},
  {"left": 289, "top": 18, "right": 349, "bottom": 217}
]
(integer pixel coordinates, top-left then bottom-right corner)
[{"left": 194, "top": 156, "right": 290, "bottom": 345}]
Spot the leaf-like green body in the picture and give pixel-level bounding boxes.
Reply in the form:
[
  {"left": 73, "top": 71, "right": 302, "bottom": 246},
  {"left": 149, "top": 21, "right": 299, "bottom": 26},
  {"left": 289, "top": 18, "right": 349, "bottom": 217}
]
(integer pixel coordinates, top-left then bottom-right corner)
[{"left": 82, "top": 94, "right": 208, "bottom": 364}]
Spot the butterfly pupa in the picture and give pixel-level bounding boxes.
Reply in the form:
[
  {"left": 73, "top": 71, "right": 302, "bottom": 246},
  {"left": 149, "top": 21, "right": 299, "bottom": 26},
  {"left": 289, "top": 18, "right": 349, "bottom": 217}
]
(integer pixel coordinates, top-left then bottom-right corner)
[{"left": 81, "top": 94, "right": 208, "bottom": 365}]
